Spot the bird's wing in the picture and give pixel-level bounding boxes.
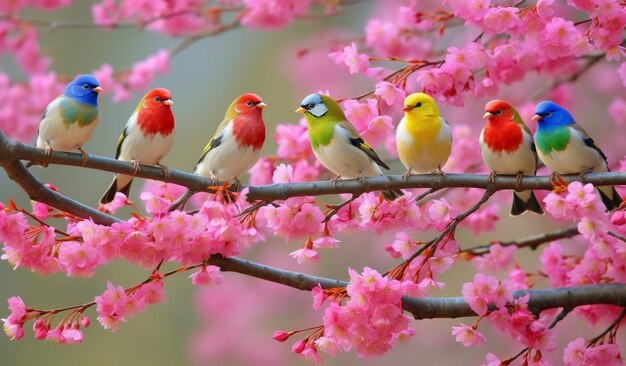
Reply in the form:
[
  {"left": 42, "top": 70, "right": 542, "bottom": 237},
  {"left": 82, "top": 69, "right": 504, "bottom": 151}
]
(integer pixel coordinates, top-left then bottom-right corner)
[
  {"left": 440, "top": 116, "right": 453, "bottom": 143},
  {"left": 194, "top": 118, "right": 231, "bottom": 169},
  {"left": 114, "top": 126, "right": 130, "bottom": 160},
  {"left": 337, "top": 120, "right": 390, "bottom": 170},
  {"left": 571, "top": 123, "right": 608, "bottom": 163}
]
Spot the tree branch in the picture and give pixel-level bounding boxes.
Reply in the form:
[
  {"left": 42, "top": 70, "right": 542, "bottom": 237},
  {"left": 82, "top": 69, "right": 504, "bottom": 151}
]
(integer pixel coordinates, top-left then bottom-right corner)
[
  {"left": 207, "top": 256, "right": 626, "bottom": 319},
  {"left": 2, "top": 132, "right": 625, "bottom": 206},
  {"left": 462, "top": 226, "right": 581, "bottom": 255}
]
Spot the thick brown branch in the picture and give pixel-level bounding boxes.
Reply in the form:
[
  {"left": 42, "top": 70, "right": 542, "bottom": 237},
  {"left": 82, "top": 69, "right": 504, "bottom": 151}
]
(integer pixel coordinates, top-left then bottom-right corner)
[
  {"left": 3, "top": 132, "right": 625, "bottom": 204},
  {"left": 208, "top": 256, "right": 626, "bottom": 319}
]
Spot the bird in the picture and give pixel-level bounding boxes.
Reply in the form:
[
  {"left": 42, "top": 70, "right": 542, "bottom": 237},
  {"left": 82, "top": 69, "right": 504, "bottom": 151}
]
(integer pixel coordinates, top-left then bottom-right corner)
[
  {"left": 479, "top": 100, "right": 544, "bottom": 216},
  {"left": 194, "top": 93, "right": 267, "bottom": 187},
  {"left": 34, "top": 74, "right": 103, "bottom": 165},
  {"left": 533, "top": 100, "right": 622, "bottom": 211},
  {"left": 296, "top": 93, "right": 403, "bottom": 201},
  {"left": 100, "top": 88, "right": 175, "bottom": 205},
  {"left": 396, "top": 92, "right": 452, "bottom": 180}
]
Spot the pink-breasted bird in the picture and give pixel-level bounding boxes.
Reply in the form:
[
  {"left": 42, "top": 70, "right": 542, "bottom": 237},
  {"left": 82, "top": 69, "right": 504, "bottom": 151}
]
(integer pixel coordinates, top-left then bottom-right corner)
[
  {"left": 479, "top": 100, "right": 544, "bottom": 216},
  {"left": 194, "top": 93, "right": 266, "bottom": 185},
  {"left": 100, "top": 88, "right": 175, "bottom": 204}
]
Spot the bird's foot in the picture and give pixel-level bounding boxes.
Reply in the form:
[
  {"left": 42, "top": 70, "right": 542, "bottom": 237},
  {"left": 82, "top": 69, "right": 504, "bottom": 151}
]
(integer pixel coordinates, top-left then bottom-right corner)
[
  {"left": 78, "top": 147, "right": 88, "bottom": 166},
  {"left": 231, "top": 177, "right": 242, "bottom": 192},
  {"left": 330, "top": 175, "right": 343, "bottom": 188},
  {"left": 402, "top": 170, "right": 412, "bottom": 182},
  {"left": 578, "top": 168, "right": 593, "bottom": 181},
  {"left": 436, "top": 166, "right": 446, "bottom": 177},
  {"left": 514, "top": 172, "right": 524, "bottom": 192},
  {"left": 132, "top": 160, "right": 141, "bottom": 175},
  {"left": 487, "top": 171, "right": 498, "bottom": 184},
  {"left": 549, "top": 172, "right": 567, "bottom": 193},
  {"left": 356, "top": 173, "right": 366, "bottom": 185},
  {"left": 157, "top": 163, "right": 169, "bottom": 180},
  {"left": 44, "top": 146, "right": 52, "bottom": 157}
]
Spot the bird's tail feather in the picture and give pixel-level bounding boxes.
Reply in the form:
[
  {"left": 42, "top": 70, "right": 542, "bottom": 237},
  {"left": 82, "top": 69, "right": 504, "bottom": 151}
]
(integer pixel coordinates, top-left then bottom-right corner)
[
  {"left": 381, "top": 189, "right": 404, "bottom": 201},
  {"left": 100, "top": 177, "right": 133, "bottom": 205},
  {"left": 597, "top": 185, "right": 623, "bottom": 211},
  {"left": 511, "top": 190, "right": 544, "bottom": 216}
]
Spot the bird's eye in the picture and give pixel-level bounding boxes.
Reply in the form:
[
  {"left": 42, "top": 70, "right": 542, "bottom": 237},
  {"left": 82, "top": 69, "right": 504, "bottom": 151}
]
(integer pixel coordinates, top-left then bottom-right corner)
[
  {"left": 154, "top": 96, "right": 161, "bottom": 102},
  {"left": 307, "top": 103, "right": 315, "bottom": 109},
  {"left": 82, "top": 83, "right": 90, "bottom": 90},
  {"left": 246, "top": 100, "right": 253, "bottom": 107},
  {"left": 495, "top": 109, "right": 502, "bottom": 115},
  {"left": 415, "top": 102, "right": 422, "bottom": 108},
  {"left": 545, "top": 111, "right": 552, "bottom": 117}
]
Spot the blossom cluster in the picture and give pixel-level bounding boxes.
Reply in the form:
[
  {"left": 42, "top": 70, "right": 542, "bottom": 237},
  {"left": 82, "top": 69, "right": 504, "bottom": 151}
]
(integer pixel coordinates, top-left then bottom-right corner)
[{"left": 284, "top": 267, "right": 414, "bottom": 362}]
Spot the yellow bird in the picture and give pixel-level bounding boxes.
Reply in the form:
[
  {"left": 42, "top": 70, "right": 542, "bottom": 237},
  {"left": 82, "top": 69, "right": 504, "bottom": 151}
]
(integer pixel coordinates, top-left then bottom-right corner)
[{"left": 396, "top": 92, "right": 452, "bottom": 180}]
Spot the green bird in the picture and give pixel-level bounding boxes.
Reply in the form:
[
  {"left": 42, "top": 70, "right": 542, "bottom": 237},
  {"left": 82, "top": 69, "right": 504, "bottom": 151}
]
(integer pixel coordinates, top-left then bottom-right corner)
[{"left": 296, "top": 93, "right": 403, "bottom": 201}]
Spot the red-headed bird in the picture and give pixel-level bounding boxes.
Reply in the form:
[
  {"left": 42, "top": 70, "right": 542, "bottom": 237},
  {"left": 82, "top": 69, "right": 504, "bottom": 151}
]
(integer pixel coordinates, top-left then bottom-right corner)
[
  {"left": 100, "top": 88, "right": 175, "bottom": 204},
  {"left": 194, "top": 93, "right": 266, "bottom": 185},
  {"left": 479, "top": 100, "right": 544, "bottom": 216}
]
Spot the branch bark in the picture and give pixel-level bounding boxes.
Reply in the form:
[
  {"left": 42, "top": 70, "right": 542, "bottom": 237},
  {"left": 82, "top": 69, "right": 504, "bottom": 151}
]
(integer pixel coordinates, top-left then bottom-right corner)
[
  {"left": 209, "top": 256, "right": 626, "bottom": 319},
  {"left": 2, "top": 131, "right": 625, "bottom": 204}
]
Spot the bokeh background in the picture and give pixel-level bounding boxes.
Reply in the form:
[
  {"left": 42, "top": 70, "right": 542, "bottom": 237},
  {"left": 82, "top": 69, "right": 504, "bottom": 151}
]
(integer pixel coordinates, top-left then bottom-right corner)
[{"left": 2, "top": 1, "right": 625, "bottom": 365}]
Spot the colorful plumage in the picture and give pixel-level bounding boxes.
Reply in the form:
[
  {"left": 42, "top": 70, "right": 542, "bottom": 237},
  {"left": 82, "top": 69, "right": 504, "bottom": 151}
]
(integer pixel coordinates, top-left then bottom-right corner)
[
  {"left": 100, "top": 88, "right": 175, "bottom": 204},
  {"left": 479, "top": 100, "right": 544, "bottom": 216},
  {"left": 396, "top": 92, "right": 452, "bottom": 179},
  {"left": 296, "top": 93, "right": 403, "bottom": 201},
  {"left": 533, "top": 100, "right": 622, "bottom": 210},
  {"left": 194, "top": 93, "right": 266, "bottom": 184},
  {"left": 35, "top": 74, "right": 102, "bottom": 163}
]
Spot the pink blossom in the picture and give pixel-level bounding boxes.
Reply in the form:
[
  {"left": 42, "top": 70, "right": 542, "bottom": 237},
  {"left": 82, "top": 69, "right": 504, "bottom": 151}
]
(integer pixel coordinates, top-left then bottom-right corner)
[
  {"left": 608, "top": 97, "right": 626, "bottom": 125},
  {"left": 543, "top": 191, "right": 571, "bottom": 219},
  {"left": 57, "top": 241, "right": 104, "bottom": 277},
  {"left": 32, "top": 318, "right": 49, "bottom": 340},
  {"left": 2, "top": 296, "right": 27, "bottom": 340},
  {"left": 428, "top": 198, "right": 452, "bottom": 231},
  {"left": 312, "top": 236, "right": 339, "bottom": 249},
  {"left": 60, "top": 325, "right": 83, "bottom": 344},
  {"left": 125, "top": 49, "right": 170, "bottom": 90},
  {"left": 374, "top": 81, "right": 405, "bottom": 106},
  {"left": 140, "top": 191, "right": 170, "bottom": 215},
  {"left": 472, "top": 243, "right": 517, "bottom": 272},
  {"left": 240, "top": 0, "right": 313, "bottom": 29},
  {"left": 586, "top": 343, "right": 622, "bottom": 366},
  {"left": 272, "top": 163, "right": 293, "bottom": 183},
  {"left": 451, "top": 323, "right": 485, "bottom": 346},
  {"left": 95, "top": 282, "right": 129, "bottom": 331},
  {"left": 289, "top": 247, "right": 319, "bottom": 264},
  {"left": 189, "top": 265, "right": 223, "bottom": 286},
  {"left": 329, "top": 42, "right": 369, "bottom": 75},
  {"left": 248, "top": 157, "right": 274, "bottom": 185},
  {"left": 563, "top": 337, "right": 588, "bottom": 365}
]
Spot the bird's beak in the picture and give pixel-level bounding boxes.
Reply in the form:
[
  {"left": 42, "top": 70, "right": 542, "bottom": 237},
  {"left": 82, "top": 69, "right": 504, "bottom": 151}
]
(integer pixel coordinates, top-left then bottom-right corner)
[
  {"left": 256, "top": 102, "right": 267, "bottom": 109},
  {"left": 93, "top": 86, "right": 103, "bottom": 93},
  {"left": 402, "top": 106, "right": 412, "bottom": 112},
  {"left": 483, "top": 112, "right": 493, "bottom": 119},
  {"left": 164, "top": 99, "right": 174, "bottom": 105},
  {"left": 531, "top": 114, "right": 541, "bottom": 121},
  {"left": 295, "top": 107, "right": 306, "bottom": 114}
]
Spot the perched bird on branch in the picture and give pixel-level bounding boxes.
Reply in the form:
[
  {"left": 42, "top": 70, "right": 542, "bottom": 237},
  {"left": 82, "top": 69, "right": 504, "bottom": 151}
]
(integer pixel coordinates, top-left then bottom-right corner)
[
  {"left": 296, "top": 93, "right": 403, "bottom": 201},
  {"left": 100, "top": 88, "right": 175, "bottom": 204},
  {"left": 34, "top": 74, "right": 102, "bottom": 164},
  {"left": 396, "top": 92, "right": 452, "bottom": 180},
  {"left": 194, "top": 93, "right": 267, "bottom": 187},
  {"left": 533, "top": 100, "right": 622, "bottom": 210},
  {"left": 480, "top": 100, "right": 543, "bottom": 216}
]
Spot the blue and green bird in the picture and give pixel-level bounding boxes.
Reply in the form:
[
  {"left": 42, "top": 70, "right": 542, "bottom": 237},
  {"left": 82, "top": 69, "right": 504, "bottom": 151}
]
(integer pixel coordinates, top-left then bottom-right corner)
[
  {"left": 533, "top": 101, "right": 622, "bottom": 210},
  {"left": 35, "top": 74, "right": 102, "bottom": 162},
  {"left": 296, "top": 93, "right": 403, "bottom": 201}
]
